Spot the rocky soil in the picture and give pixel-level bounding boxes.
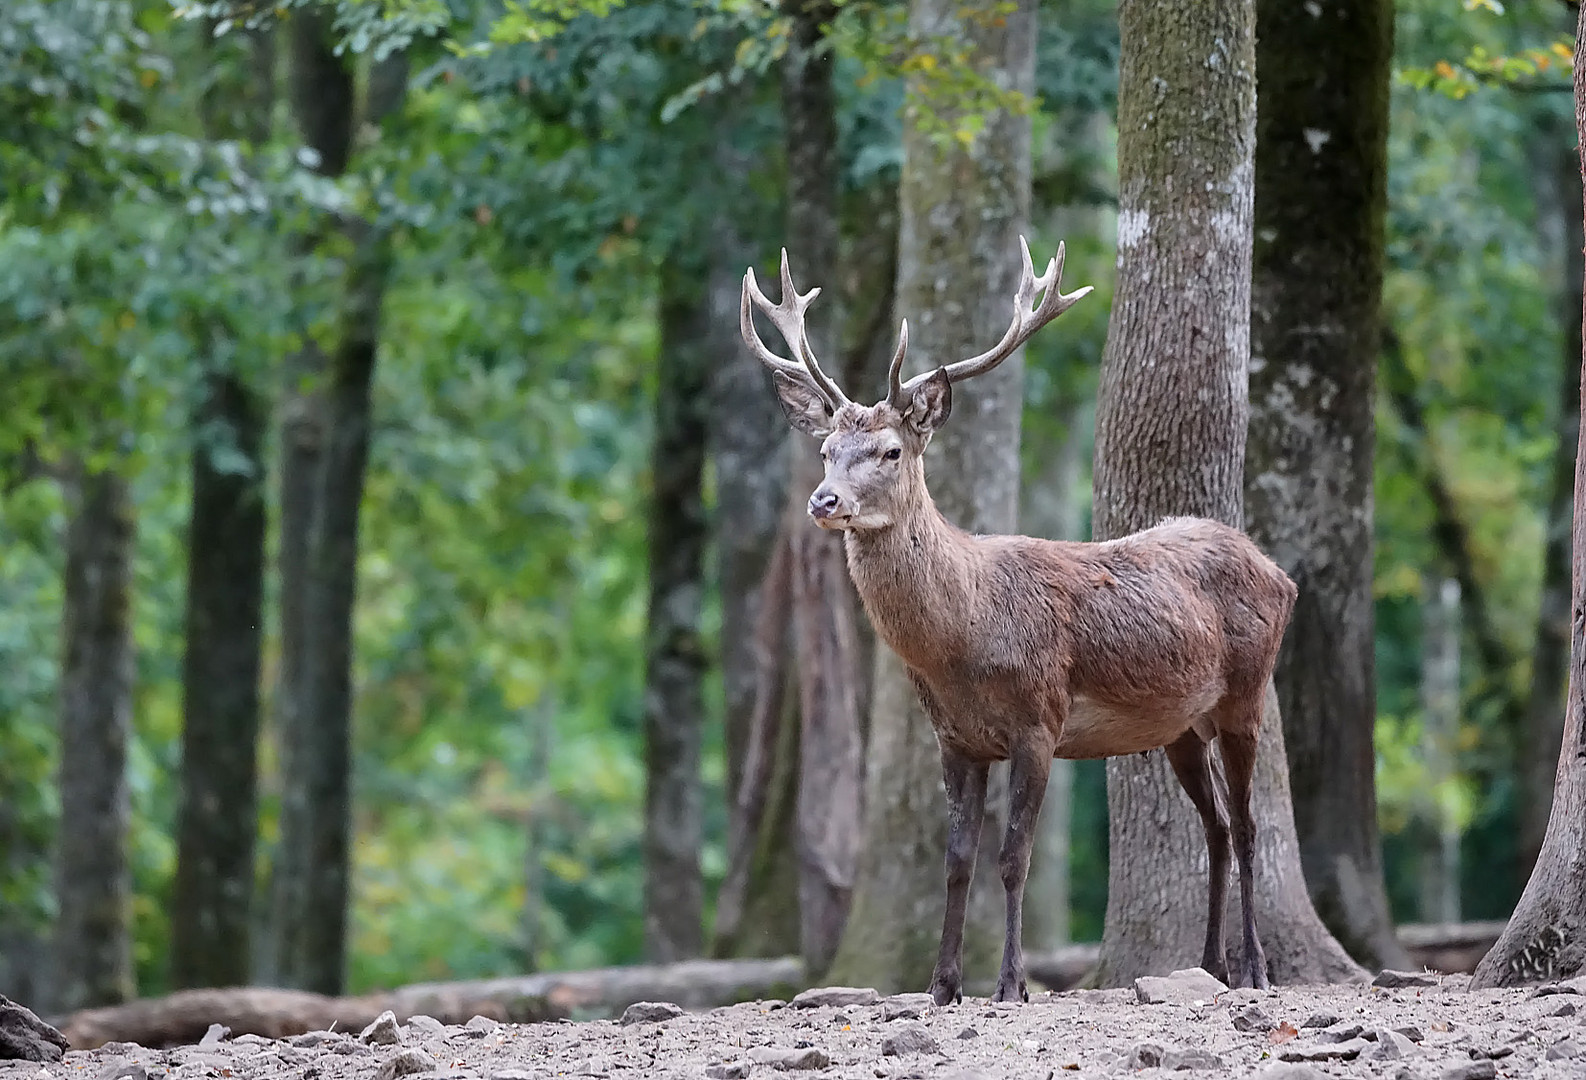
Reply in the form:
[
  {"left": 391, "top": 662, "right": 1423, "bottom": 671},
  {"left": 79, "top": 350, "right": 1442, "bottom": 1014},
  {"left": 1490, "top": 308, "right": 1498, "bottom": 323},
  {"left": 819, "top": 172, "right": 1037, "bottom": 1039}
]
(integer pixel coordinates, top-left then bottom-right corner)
[{"left": 8, "top": 970, "right": 1586, "bottom": 1080}]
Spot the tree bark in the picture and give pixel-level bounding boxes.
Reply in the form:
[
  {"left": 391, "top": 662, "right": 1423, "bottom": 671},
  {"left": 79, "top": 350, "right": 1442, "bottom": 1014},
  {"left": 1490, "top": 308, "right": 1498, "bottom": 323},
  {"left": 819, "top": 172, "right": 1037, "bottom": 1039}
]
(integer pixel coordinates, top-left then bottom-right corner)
[
  {"left": 1244, "top": 0, "right": 1405, "bottom": 972},
  {"left": 270, "top": 22, "right": 407, "bottom": 993},
  {"left": 825, "top": 0, "right": 1035, "bottom": 995},
  {"left": 779, "top": 0, "right": 864, "bottom": 978},
  {"left": 1419, "top": 576, "right": 1462, "bottom": 925},
  {"left": 642, "top": 259, "right": 712, "bottom": 962},
  {"left": 1090, "top": 0, "right": 1360, "bottom": 987},
  {"left": 1472, "top": 14, "right": 1586, "bottom": 987},
  {"left": 51, "top": 466, "right": 136, "bottom": 1012},
  {"left": 1519, "top": 103, "right": 1583, "bottom": 882},
  {"left": 172, "top": 23, "right": 273, "bottom": 991}
]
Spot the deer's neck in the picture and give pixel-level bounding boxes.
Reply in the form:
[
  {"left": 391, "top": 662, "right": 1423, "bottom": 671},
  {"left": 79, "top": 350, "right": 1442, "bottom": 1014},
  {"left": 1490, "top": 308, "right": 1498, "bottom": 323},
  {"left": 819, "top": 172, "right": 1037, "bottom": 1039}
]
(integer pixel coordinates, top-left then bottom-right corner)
[{"left": 844, "top": 497, "right": 980, "bottom": 671}]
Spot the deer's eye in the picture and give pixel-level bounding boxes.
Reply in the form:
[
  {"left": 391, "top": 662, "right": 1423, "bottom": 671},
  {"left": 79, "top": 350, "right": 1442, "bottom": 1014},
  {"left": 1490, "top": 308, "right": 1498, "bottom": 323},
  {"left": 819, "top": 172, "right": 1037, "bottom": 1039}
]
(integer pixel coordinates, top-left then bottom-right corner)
[{"left": 884, "top": 447, "right": 902, "bottom": 461}]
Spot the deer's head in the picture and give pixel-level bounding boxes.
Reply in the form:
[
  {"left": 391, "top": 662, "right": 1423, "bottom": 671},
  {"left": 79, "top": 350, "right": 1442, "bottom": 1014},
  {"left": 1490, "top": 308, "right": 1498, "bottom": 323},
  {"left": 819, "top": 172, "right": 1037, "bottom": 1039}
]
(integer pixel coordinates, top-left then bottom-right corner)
[{"left": 741, "top": 238, "right": 1091, "bottom": 531}]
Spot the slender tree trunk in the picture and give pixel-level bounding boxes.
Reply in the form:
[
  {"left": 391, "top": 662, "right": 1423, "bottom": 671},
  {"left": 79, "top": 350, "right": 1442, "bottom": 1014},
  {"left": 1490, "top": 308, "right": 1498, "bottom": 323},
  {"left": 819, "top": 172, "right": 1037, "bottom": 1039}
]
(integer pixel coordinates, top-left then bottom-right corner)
[
  {"left": 172, "top": 23, "right": 274, "bottom": 991},
  {"left": 1245, "top": 0, "right": 1406, "bottom": 971},
  {"left": 52, "top": 467, "right": 136, "bottom": 1012},
  {"left": 173, "top": 370, "right": 268, "bottom": 989},
  {"left": 642, "top": 259, "right": 713, "bottom": 962},
  {"left": 1473, "top": 14, "right": 1586, "bottom": 988},
  {"left": 825, "top": 0, "right": 1035, "bottom": 995},
  {"left": 270, "top": 20, "right": 406, "bottom": 992},
  {"left": 1519, "top": 104, "right": 1583, "bottom": 882},
  {"left": 1090, "top": 0, "right": 1360, "bottom": 987},
  {"left": 1419, "top": 576, "right": 1462, "bottom": 925},
  {"left": 521, "top": 704, "right": 553, "bottom": 973}
]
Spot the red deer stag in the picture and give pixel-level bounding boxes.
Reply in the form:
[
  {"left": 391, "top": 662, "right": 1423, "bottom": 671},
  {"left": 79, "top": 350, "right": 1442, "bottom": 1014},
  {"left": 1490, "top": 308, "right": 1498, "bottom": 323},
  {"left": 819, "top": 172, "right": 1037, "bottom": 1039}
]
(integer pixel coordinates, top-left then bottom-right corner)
[{"left": 741, "top": 238, "right": 1296, "bottom": 1002}]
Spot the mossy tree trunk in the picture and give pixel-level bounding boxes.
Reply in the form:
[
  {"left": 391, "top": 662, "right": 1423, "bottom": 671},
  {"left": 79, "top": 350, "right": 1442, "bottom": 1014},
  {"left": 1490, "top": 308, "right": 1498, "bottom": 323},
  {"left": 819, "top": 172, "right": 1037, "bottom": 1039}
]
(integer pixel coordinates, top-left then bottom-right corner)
[
  {"left": 825, "top": 0, "right": 1035, "bottom": 995},
  {"left": 1090, "top": 0, "right": 1360, "bottom": 987},
  {"left": 1244, "top": 0, "right": 1406, "bottom": 971}
]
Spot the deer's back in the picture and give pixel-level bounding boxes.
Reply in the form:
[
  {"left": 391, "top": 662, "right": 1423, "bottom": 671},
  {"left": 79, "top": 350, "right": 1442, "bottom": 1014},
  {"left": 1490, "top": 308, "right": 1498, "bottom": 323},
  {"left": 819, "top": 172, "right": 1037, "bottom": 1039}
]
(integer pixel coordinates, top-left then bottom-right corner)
[{"left": 904, "top": 516, "right": 1295, "bottom": 762}]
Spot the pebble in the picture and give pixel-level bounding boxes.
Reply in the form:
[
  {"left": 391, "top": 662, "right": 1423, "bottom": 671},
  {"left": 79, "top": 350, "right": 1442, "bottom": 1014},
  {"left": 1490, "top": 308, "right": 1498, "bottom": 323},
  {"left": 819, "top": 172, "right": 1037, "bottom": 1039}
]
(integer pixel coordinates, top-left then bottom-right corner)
[
  {"left": 196, "top": 1024, "right": 228, "bottom": 1050},
  {"left": 1439, "top": 1062, "right": 1495, "bottom": 1080},
  {"left": 1128, "top": 1042, "right": 1165, "bottom": 1069},
  {"left": 1373, "top": 969, "right": 1440, "bottom": 989},
  {"left": 1133, "top": 967, "right": 1230, "bottom": 1005},
  {"left": 880, "top": 1023, "right": 938, "bottom": 1056},
  {"left": 747, "top": 1046, "right": 830, "bottom": 1070},
  {"left": 1370, "top": 1029, "right": 1417, "bottom": 1060},
  {"left": 1231, "top": 1003, "right": 1275, "bottom": 1032},
  {"left": 1549, "top": 1000, "right": 1578, "bottom": 1017},
  {"left": 1547, "top": 1037, "right": 1584, "bottom": 1060},
  {"left": 404, "top": 1015, "right": 446, "bottom": 1039},
  {"left": 880, "top": 993, "right": 934, "bottom": 1021},
  {"left": 791, "top": 986, "right": 879, "bottom": 1009},
  {"left": 618, "top": 1001, "right": 684, "bottom": 1025},
  {"left": 1278, "top": 1038, "right": 1368, "bottom": 1062},
  {"left": 361, "top": 1010, "right": 403, "bottom": 1046},
  {"left": 1316, "top": 1022, "right": 1364, "bottom": 1043},
  {"left": 1163, "top": 1047, "right": 1224, "bottom": 1069},
  {"left": 289, "top": 1031, "right": 341, "bottom": 1048},
  {"left": 1300, "top": 1012, "right": 1341, "bottom": 1029},
  {"left": 489, "top": 1070, "right": 536, "bottom": 1080},
  {"left": 371, "top": 1048, "right": 436, "bottom": 1080},
  {"left": 95, "top": 1063, "right": 147, "bottom": 1080},
  {"left": 955, "top": 1027, "right": 978, "bottom": 1040},
  {"left": 1255, "top": 1067, "right": 1329, "bottom": 1080},
  {"left": 704, "top": 1065, "right": 750, "bottom": 1079}
]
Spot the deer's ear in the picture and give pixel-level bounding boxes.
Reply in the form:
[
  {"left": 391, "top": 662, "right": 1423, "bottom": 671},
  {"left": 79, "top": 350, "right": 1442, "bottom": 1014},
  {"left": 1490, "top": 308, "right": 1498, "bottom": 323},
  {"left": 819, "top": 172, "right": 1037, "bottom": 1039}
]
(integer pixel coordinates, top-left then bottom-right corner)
[
  {"left": 903, "top": 368, "right": 952, "bottom": 435},
  {"left": 771, "top": 370, "right": 837, "bottom": 438}
]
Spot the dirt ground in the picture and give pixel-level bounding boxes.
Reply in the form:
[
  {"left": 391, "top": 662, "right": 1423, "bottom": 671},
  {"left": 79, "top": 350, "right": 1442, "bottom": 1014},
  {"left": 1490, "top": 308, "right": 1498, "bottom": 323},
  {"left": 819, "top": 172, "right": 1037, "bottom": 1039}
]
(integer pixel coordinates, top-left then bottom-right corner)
[{"left": 10, "top": 973, "right": 1586, "bottom": 1080}]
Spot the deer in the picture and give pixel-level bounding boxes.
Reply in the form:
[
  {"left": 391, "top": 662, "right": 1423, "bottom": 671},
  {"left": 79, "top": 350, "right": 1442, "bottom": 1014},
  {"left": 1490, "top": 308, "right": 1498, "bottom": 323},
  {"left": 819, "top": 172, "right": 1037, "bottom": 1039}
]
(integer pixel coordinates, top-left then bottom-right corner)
[{"left": 740, "top": 237, "right": 1297, "bottom": 1004}]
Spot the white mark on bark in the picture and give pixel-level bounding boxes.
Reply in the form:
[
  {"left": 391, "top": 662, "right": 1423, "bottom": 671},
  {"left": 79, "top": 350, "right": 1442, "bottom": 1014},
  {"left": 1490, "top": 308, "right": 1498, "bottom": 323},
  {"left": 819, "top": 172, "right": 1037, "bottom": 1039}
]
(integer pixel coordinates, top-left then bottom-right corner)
[
  {"left": 1118, "top": 209, "right": 1150, "bottom": 250},
  {"left": 1304, "top": 0, "right": 1322, "bottom": 15},
  {"left": 1304, "top": 128, "right": 1332, "bottom": 154}
]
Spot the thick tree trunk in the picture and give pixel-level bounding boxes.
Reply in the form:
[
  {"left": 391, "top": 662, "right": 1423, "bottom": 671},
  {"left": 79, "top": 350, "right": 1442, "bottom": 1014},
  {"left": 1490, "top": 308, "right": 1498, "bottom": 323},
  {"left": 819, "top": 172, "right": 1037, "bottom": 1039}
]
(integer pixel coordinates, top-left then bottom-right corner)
[
  {"left": 824, "top": 0, "right": 1035, "bottom": 995},
  {"left": 52, "top": 467, "right": 136, "bottom": 1012},
  {"left": 772, "top": 0, "right": 865, "bottom": 978},
  {"left": 270, "top": 23, "right": 406, "bottom": 993},
  {"left": 172, "top": 24, "right": 274, "bottom": 991},
  {"left": 642, "top": 259, "right": 712, "bottom": 962},
  {"left": 1244, "top": 0, "right": 1405, "bottom": 972},
  {"left": 1519, "top": 104, "right": 1583, "bottom": 882},
  {"left": 1419, "top": 576, "right": 1462, "bottom": 925},
  {"left": 1090, "top": 0, "right": 1360, "bottom": 987},
  {"left": 1472, "top": 16, "right": 1586, "bottom": 988},
  {"left": 172, "top": 370, "right": 268, "bottom": 989}
]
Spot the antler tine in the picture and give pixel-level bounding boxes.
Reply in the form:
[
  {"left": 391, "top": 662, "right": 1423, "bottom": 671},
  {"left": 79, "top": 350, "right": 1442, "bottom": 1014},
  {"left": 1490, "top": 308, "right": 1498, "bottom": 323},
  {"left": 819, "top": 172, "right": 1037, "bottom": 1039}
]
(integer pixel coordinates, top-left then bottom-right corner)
[
  {"left": 884, "top": 319, "right": 910, "bottom": 407},
  {"left": 740, "top": 251, "right": 851, "bottom": 409},
  {"left": 898, "top": 236, "right": 1093, "bottom": 397}
]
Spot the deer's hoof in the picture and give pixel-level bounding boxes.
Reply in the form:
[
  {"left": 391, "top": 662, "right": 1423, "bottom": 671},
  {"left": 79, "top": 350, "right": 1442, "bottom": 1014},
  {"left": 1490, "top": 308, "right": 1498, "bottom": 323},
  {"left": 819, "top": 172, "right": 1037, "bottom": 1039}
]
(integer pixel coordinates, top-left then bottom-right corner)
[
  {"left": 992, "top": 975, "right": 1028, "bottom": 1003},
  {"left": 928, "top": 973, "right": 963, "bottom": 1006}
]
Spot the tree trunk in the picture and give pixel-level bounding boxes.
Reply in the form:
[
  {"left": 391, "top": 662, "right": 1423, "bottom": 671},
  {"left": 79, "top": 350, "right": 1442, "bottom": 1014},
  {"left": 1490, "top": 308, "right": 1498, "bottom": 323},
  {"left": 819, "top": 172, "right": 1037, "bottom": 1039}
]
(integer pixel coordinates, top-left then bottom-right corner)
[
  {"left": 1090, "top": 0, "right": 1360, "bottom": 987},
  {"left": 1519, "top": 103, "right": 1583, "bottom": 882},
  {"left": 780, "top": 0, "right": 864, "bottom": 978},
  {"left": 824, "top": 0, "right": 1035, "bottom": 995},
  {"left": 1244, "top": 0, "right": 1405, "bottom": 972},
  {"left": 52, "top": 467, "right": 136, "bottom": 1012},
  {"left": 641, "top": 259, "right": 713, "bottom": 962},
  {"left": 172, "top": 370, "right": 268, "bottom": 989},
  {"left": 270, "top": 20, "right": 406, "bottom": 993},
  {"left": 1471, "top": 15, "right": 1586, "bottom": 987},
  {"left": 172, "top": 23, "right": 273, "bottom": 991},
  {"left": 1419, "top": 576, "right": 1462, "bottom": 925}
]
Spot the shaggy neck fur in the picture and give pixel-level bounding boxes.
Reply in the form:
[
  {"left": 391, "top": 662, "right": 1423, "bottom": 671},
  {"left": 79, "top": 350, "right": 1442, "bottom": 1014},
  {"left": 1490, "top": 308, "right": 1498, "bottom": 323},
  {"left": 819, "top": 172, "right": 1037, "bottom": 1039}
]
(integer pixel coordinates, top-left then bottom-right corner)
[{"left": 842, "top": 462, "right": 981, "bottom": 671}]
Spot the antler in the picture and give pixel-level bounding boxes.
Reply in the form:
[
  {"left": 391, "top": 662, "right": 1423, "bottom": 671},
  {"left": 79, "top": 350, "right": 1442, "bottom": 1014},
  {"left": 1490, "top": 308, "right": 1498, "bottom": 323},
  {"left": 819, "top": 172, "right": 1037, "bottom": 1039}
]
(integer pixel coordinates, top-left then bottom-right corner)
[
  {"left": 741, "top": 250, "right": 851, "bottom": 410},
  {"left": 889, "top": 237, "right": 1092, "bottom": 407}
]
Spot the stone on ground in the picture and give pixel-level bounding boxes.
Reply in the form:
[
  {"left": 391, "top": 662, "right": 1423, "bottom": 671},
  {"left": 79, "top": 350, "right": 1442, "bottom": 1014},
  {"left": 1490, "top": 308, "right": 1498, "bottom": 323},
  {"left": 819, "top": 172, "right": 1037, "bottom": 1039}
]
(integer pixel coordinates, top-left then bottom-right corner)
[
  {"left": 1373, "top": 969, "right": 1439, "bottom": 989},
  {"left": 360, "top": 1010, "right": 403, "bottom": 1045},
  {"left": 880, "top": 1022, "right": 938, "bottom": 1056},
  {"left": 0, "top": 994, "right": 70, "bottom": 1062},
  {"left": 404, "top": 1014, "right": 446, "bottom": 1039},
  {"left": 747, "top": 1046, "right": 830, "bottom": 1070},
  {"left": 1230, "top": 1003, "right": 1274, "bottom": 1032},
  {"left": 619, "top": 1001, "right": 684, "bottom": 1025},
  {"left": 372, "top": 1047, "right": 436, "bottom": 1080},
  {"left": 790, "top": 986, "right": 879, "bottom": 1009},
  {"left": 1134, "top": 967, "right": 1230, "bottom": 1005}
]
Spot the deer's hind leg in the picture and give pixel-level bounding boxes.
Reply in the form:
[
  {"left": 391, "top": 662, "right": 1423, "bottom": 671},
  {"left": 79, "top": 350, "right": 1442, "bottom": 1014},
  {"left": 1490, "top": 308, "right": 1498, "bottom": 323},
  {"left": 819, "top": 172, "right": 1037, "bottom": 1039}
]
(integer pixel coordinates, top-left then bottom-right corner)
[
  {"left": 1164, "top": 729, "right": 1231, "bottom": 985},
  {"left": 1217, "top": 715, "right": 1269, "bottom": 989}
]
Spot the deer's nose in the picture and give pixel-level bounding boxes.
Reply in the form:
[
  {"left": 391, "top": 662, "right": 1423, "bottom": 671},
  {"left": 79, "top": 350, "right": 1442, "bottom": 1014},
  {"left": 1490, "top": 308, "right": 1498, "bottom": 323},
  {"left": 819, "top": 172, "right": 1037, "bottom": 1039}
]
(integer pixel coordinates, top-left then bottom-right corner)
[{"left": 808, "top": 489, "right": 843, "bottom": 519}]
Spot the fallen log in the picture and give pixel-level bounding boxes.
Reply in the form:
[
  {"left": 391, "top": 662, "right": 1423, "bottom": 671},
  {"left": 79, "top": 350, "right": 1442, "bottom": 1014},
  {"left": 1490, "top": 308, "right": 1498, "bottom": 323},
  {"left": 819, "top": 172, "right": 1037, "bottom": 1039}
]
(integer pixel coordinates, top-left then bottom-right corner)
[
  {"left": 55, "top": 956, "right": 805, "bottom": 1050},
  {"left": 1024, "top": 920, "right": 1511, "bottom": 992}
]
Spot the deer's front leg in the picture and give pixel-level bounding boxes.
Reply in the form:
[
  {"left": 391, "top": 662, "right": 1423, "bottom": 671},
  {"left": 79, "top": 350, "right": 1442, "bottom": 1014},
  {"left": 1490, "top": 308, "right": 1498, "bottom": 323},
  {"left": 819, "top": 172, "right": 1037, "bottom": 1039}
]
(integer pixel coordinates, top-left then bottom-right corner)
[
  {"left": 928, "top": 748, "right": 989, "bottom": 1006},
  {"left": 993, "top": 737, "right": 1052, "bottom": 1003}
]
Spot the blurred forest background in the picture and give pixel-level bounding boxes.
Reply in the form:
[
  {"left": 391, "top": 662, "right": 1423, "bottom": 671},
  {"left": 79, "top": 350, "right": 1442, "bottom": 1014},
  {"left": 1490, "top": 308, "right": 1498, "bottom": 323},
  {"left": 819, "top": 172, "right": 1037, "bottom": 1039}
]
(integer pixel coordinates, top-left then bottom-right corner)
[{"left": 1, "top": 0, "right": 1581, "bottom": 1014}]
